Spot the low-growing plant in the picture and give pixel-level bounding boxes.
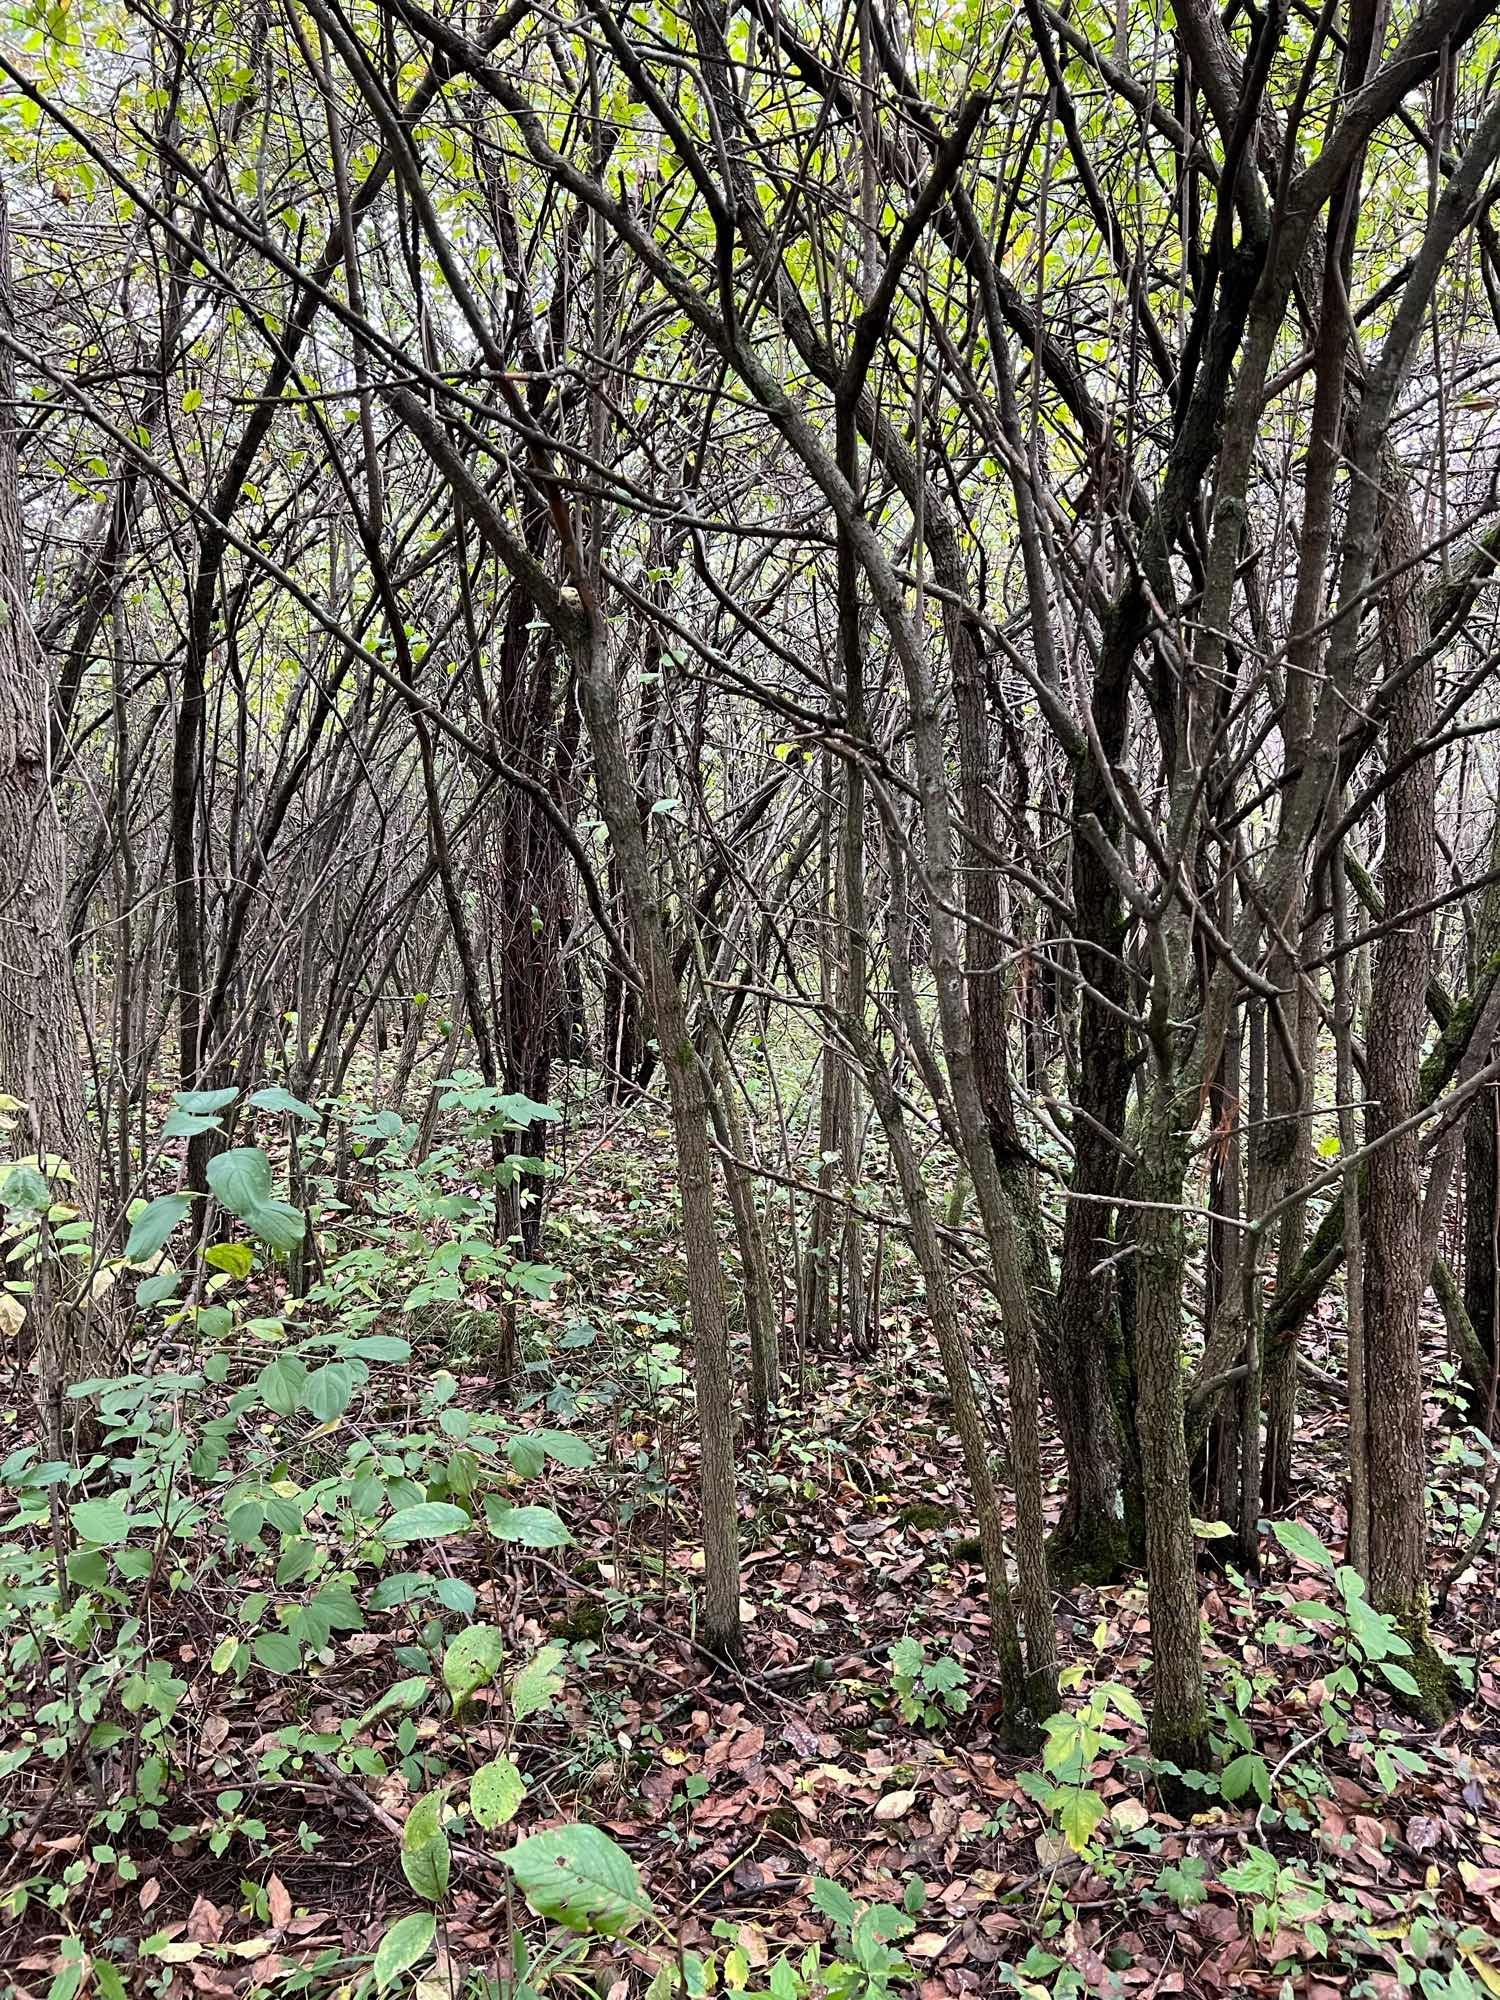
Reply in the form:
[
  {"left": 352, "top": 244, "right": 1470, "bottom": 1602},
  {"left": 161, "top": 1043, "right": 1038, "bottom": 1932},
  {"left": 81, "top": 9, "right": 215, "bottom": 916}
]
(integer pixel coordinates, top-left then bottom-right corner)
[{"left": 884, "top": 1635, "right": 969, "bottom": 1728}]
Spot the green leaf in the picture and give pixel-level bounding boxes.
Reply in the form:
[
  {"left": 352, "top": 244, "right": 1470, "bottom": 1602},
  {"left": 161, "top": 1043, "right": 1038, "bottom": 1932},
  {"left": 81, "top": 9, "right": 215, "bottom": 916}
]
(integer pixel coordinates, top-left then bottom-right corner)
[
  {"left": 250, "top": 1086, "right": 319, "bottom": 1121},
  {"left": 1379, "top": 1660, "right": 1422, "bottom": 1697},
  {"left": 136, "top": 1272, "right": 181, "bottom": 1306},
  {"left": 470, "top": 1754, "right": 526, "bottom": 1829},
  {"left": 811, "top": 1877, "right": 858, "bottom": 1932},
  {"left": 70, "top": 1497, "right": 130, "bottom": 1545},
  {"left": 301, "top": 1363, "right": 354, "bottom": 1424},
  {"left": 1221, "top": 1753, "right": 1268, "bottom": 1803},
  {"left": 1, "top": 1163, "right": 51, "bottom": 1212},
  {"left": 347, "top": 1334, "right": 411, "bottom": 1361},
  {"left": 254, "top": 1632, "right": 302, "bottom": 1680},
  {"left": 506, "top": 1428, "right": 594, "bottom": 1476},
  {"left": 442, "top": 1625, "right": 505, "bottom": 1709},
  {"left": 174, "top": 1087, "right": 239, "bottom": 1114},
  {"left": 502, "top": 1823, "right": 650, "bottom": 1936},
  {"left": 257, "top": 1356, "right": 308, "bottom": 1418},
  {"left": 360, "top": 1675, "right": 432, "bottom": 1728},
  {"left": 509, "top": 1643, "right": 565, "bottom": 1722},
  {"left": 385, "top": 1502, "right": 471, "bottom": 1544},
  {"left": 401, "top": 1791, "right": 450, "bottom": 1904},
  {"left": 372, "top": 1911, "right": 435, "bottom": 1989},
  {"left": 483, "top": 1499, "right": 571, "bottom": 1548},
  {"left": 206, "top": 1147, "right": 306, "bottom": 1252},
  {"left": 204, "top": 1241, "right": 254, "bottom": 1278},
  {"left": 1057, "top": 1787, "right": 1108, "bottom": 1853},
  {"left": 243, "top": 1199, "right": 305, "bottom": 1253},
  {"left": 90, "top": 1960, "right": 126, "bottom": 2000},
  {"left": 125, "top": 1194, "right": 191, "bottom": 1262},
  {"left": 1270, "top": 1518, "right": 1334, "bottom": 1571},
  {"left": 161, "top": 1109, "right": 222, "bottom": 1138},
  {"left": 253, "top": 1630, "right": 301, "bottom": 1674}
]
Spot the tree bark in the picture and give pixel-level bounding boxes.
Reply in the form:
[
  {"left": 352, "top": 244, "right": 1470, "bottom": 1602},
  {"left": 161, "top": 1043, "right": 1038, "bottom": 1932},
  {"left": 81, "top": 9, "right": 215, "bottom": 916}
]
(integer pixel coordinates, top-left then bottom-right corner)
[
  {"left": 0, "top": 186, "right": 102, "bottom": 1429},
  {"left": 1359, "top": 466, "right": 1452, "bottom": 1720}
]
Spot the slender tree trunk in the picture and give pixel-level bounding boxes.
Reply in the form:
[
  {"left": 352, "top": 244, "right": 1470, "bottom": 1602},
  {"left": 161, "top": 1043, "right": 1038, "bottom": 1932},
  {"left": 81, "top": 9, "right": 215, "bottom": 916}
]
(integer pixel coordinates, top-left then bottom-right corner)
[
  {"left": 0, "top": 187, "right": 102, "bottom": 1424},
  {"left": 572, "top": 614, "right": 743, "bottom": 1660},
  {"left": 1359, "top": 470, "right": 1451, "bottom": 1720},
  {"left": 1134, "top": 1074, "right": 1211, "bottom": 1783}
]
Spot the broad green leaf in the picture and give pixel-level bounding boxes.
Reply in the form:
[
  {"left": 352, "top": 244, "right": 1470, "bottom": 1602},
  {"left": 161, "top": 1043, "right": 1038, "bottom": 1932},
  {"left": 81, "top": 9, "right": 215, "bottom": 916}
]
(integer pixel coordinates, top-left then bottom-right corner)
[
  {"left": 385, "top": 1502, "right": 471, "bottom": 1543},
  {"left": 250, "top": 1086, "right": 319, "bottom": 1122},
  {"left": 162, "top": 1110, "right": 222, "bottom": 1138},
  {"left": 483, "top": 1500, "right": 571, "bottom": 1548},
  {"left": 373, "top": 1911, "right": 435, "bottom": 1989},
  {"left": 206, "top": 1148, "right": 305, "bottom": 1252},
  {"left": 810, "top": 1877, "right": 858, "bottom": 1931},
  {"left": 1270, "top": 1518, "right": 1334, "bottom": 1571},
  {"left": 506, "top": 1429, "right": 594, "bottom": 1477},
  {"left": 301, "top": 1363, "right": 354, "bottom": 1424},
  {"left": 204, "top": 1241, "right": 253, "bottom": 1278},
  {"left": 509, "top": 1643, "right": 565, "bottom": 1721},
  {"left": 1, "top": 1163, "right": 51, "bottom": 1212},
  {"left": 401, "top": 1791, "right": 450, "bottom": 1904},
  {"left": 257, "top": 1356, "right": 307, "bottom": 1418},
  {"left": 125, "top": 1194, "right": 191, "bottom": 1262},
  {"left": 1379, "top": 1660, "right": 1422, "bottom": 1697},
  {"left": 1057, "top": 1787, "right": 1108, "bottom": 1853},
  {"left": 442, "top": 1625, "right": 505, "bottom": 1709},
  {"left": 470, "top": 1754, "right": 525, "bottom": 1829},
  {"left": 1221, "top": 1753, "right": 1268, "bottom": 1803},
  {"left": 174, "top": 1087, "right": 239, "bottom": 1114},
  {"left": 242, "top": 1199, "right": 306, "bottom": 1253},
  {"left": 205, "top": 1140, "right": 268, "bottom": 1205},
  {"left": 253, "top": 1630, "right": 301, "bottom": 1674},
  {"left": 71, "top": 1497, "right": 130, "bottom": 1545},
  {"left": 502, "top": 1823, "right": 650, "bottom": 1936},
  {"left": 360, "top": 1675, "right": 432, "bottom": 1728},
  {"left": 347, "top": 1334, "right": 411, "bottom": 1361}
]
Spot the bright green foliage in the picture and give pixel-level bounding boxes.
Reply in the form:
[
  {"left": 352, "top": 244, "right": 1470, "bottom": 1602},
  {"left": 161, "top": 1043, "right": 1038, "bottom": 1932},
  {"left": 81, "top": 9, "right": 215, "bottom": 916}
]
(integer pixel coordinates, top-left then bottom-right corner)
[
  {"left": 372, "top": 1910, "right": 435, "bottom": 1988},
  {"left": 502, "top": 1823, "right": 651, "bottom": 1936},
  {"left": 442, "top": 1624, "right": 505, "bottom": 1711},
  {"left": 400, "top": 1790, "right": 451, "bottom": 1904},
  {"left": 885, "top": 1636, "right": 969, "bottom": 1728},
  {"left": 470, "top": 1754, "right": 526, "bottom": 1828}
]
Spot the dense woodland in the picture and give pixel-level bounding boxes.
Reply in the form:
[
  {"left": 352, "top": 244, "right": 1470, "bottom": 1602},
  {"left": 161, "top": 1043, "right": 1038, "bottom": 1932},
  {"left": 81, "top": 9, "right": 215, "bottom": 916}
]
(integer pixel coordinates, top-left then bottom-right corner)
[{"left": 4, "top": 0, "right": 1500, "bottom": 1993}]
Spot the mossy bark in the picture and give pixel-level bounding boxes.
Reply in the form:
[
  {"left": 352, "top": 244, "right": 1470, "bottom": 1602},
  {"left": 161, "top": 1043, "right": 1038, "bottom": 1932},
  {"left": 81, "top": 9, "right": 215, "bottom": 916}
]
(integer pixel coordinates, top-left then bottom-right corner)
[
  {"left": 1391, "top": 1609, "right": 1458, "bottom": 1727},
  {"left": 1134, "top": 1089, "right": 1212, "bottom": 1786}
]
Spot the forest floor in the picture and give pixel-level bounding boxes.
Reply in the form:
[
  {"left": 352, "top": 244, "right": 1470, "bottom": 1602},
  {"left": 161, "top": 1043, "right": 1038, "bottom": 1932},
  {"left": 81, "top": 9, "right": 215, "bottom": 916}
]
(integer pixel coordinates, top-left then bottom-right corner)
[{"left": 4, "top": 1120, "right": 1500, "bottom": 2000}]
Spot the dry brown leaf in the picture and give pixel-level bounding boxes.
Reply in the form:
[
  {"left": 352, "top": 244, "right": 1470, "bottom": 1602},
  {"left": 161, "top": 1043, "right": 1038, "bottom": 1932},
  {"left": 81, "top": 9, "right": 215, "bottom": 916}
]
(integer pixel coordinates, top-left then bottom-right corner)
[
  {"left": 873, "top": 1789, "right": 918, "bottom": 1821},
  {"left": 267, "top": 1874, "right": 292, "bottom": 1929}
]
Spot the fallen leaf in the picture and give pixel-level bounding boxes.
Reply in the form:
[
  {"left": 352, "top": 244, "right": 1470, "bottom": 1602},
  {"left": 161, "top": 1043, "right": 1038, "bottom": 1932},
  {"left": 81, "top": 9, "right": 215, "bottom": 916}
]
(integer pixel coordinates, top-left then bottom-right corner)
[
  {"left": 873, "top": 1789, "right": 918, "bottom": 1821},
  {"left": 267, "top": 1875, "right": 292, "bottom": 1929}
]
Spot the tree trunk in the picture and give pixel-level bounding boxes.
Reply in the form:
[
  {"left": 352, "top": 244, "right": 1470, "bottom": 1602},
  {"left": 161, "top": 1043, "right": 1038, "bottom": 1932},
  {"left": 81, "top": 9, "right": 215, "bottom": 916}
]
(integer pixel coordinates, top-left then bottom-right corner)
[
  {"left": 0, "top": 186, "right": 103, "bottom": 1430},
  {"left": 1359, "top": 469, "right": 1452, "bottom": 1720},
  {"left": 572, "top": 613, "right": 743, "bottom": 1661},
  {"left": 1134, "top": 1077, "right": 1212, "bottom": 1785}
]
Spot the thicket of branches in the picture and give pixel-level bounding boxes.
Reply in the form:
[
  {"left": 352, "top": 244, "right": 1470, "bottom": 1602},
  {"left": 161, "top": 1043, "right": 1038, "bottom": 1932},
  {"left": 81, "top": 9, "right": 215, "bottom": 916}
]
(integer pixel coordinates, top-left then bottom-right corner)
[{"left": 6, "top": 0, "right": 1500, "bottom": 1889}]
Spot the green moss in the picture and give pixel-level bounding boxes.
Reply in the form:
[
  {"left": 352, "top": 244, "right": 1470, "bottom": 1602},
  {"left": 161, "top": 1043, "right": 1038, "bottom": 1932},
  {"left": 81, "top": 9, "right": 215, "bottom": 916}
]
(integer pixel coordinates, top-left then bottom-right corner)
[
  {"left": 766, "top": 1804, "right": 804, "bottom": 1840},
  {"left": 897, "top": 1501, "right": 954, "bottom": 1533},
  {"left": 552, "top": 1598, "right": 608, "bottom": 1644},
  {"left": 1047, "top": 1508, "right": 1136, "bottom": 1588},
  {"left": 953, "top": 1535, "right": 983, "bottom": 1563},
  {"left": 1392, "top": 1612, "right": 1458, "bottom": 1727}
]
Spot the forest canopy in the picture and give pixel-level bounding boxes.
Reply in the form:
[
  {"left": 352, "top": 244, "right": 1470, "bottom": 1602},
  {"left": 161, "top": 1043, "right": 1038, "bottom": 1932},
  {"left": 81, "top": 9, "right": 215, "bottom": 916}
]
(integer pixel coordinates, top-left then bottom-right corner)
[{"left": 4, "top": 0, "right": 1500, "bottom": 1994}]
